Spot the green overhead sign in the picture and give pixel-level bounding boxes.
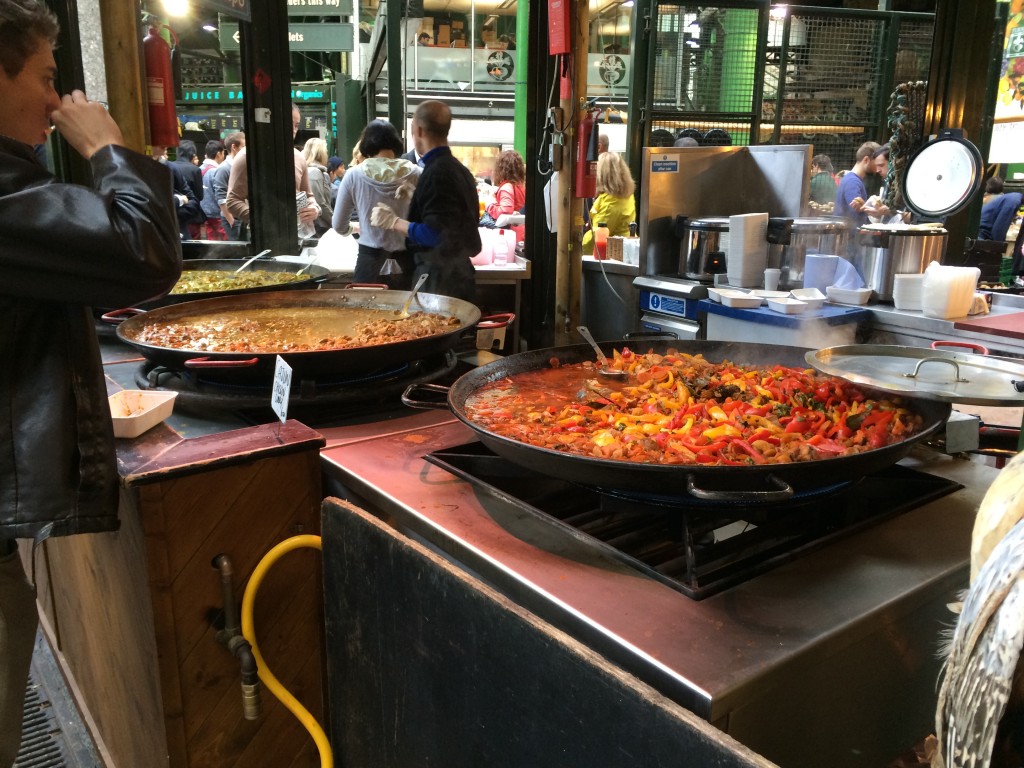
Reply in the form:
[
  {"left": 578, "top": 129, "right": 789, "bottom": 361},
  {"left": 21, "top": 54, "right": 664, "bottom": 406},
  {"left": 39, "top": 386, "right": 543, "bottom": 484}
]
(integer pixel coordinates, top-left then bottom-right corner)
[
  {"left": 286, "top": 0, "right": 353, "bottom": 15},
  {"left": 219, "top": 22, "right": 354, "bottom": 52}
]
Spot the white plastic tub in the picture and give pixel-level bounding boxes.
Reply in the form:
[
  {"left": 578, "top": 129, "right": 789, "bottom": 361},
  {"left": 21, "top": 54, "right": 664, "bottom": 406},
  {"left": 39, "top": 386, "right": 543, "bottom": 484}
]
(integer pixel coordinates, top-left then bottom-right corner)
[
  {"left": 767, "top": 297, "right": 808, "bottom": 314},
  {"left": 920, "top": 262, "right": 979, "bottom": 319},
  {"left": 108, "top": 390, "right": 177, "bottom": 438}
]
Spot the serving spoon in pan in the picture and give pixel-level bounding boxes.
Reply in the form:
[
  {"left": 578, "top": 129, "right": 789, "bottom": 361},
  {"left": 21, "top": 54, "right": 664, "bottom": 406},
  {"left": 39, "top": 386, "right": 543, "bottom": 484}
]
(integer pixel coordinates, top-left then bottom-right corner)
[
  {"left": 398, "top": 273, "right": 430, "bottom": 318},
  {"left": 577, "top": 326, "right": 629, "bottom": 379},
  {"left": 234, "top": 249, "right": 272, "bottom": 273}
]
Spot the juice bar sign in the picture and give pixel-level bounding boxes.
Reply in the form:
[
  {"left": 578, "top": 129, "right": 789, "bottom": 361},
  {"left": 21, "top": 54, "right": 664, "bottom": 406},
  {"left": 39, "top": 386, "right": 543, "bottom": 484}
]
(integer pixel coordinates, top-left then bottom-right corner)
[
  {"left": 220, "top": 21, "right": 354, "bottom": 52},
  {"left": 180, "top": 86, "right": 331, "bottom": 104}
]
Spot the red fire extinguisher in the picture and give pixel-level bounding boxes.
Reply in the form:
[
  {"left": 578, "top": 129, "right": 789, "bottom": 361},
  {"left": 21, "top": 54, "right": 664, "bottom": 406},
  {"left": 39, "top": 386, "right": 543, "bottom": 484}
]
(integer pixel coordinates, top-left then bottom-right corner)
[
  {"left": 575, "top": 107, "right": 598, "bottom": 199},
  {"left": 143, "top": 25, "right": 179, "bottom": 148}
]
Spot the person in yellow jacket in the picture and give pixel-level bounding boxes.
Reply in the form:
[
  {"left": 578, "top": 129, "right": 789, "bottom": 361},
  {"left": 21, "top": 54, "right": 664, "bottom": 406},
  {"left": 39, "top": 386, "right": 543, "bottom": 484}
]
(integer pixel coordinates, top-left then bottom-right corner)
[{"left": 582, "top": 151, "right": 636, "bottom": 254}]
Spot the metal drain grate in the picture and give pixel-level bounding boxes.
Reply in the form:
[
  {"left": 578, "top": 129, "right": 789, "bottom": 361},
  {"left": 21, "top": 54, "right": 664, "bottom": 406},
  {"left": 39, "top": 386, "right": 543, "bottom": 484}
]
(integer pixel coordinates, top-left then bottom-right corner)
[
  {"left": 14, "top": 632, "right": 102, "bottom": 768},
  {"left": 14, "top": 677, "right": 65, "bottom": 768}
]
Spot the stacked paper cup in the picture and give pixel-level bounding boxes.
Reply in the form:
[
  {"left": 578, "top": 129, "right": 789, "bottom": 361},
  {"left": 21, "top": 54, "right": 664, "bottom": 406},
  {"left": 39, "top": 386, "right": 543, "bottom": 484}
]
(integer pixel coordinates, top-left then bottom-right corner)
[
  {"left": 726, "top": 213, "right": 769, "bottom": 288},
  {"left": 892, "top": 274, "right": 925, "bottom": 311}
]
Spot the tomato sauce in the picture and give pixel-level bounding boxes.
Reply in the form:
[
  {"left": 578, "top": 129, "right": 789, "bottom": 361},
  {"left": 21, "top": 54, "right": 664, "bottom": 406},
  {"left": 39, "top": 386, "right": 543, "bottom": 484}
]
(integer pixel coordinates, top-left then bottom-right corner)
[{"left": 464, "top": 350, "right": 923, "bottom": 467}]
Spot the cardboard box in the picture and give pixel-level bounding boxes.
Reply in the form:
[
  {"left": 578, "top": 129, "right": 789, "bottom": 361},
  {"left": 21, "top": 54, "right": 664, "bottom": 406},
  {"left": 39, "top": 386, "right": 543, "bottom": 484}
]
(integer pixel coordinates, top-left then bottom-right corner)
[
  {"left": 452, "top": 39, "right": 466, "bottom": 47},
  {"left": 452, "top": 20, "right": 463, "bottom": 29},
  {"left": 607, "top": 236, "right": 624, "bottom": 261},
  {"left": 481, "top": 30, "right": 497, "bottom": 43},
  {"left": 436, "top": 24, "right": 450, "bottom": 45}
]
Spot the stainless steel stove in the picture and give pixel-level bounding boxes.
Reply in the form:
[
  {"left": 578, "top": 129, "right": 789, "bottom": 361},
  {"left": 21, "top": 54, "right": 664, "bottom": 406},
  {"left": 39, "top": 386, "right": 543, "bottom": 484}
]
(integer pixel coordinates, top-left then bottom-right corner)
[
  {"left": 319, "top": 409, "right": 998, "bottom": 768},
  {"left": 634, "top": 274, "right": 709, "bottom": 339}
]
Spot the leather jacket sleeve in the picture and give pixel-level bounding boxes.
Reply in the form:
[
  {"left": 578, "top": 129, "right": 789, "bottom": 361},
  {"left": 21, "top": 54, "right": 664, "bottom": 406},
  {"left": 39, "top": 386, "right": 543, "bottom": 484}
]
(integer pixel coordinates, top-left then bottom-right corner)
[{"left": 0, "top": 138, "right": 182, "bottom": 307}]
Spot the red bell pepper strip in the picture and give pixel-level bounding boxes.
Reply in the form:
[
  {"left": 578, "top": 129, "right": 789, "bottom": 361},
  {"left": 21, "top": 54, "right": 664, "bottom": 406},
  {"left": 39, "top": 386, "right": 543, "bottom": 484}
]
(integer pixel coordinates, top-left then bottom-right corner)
[{"left": 733, "top": 439, "right": 766, "bottom": 464}]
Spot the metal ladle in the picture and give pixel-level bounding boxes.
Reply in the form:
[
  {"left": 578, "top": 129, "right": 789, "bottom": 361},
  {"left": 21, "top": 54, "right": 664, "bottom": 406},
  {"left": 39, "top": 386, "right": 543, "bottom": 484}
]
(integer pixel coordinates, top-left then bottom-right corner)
[
  {"left": 398, "top": 273, "right": 429, "bottom": 318},
  {"left": 296, "top": 251, "right": 320, "bottom": 276},
  {"left": 577, "top": 326, "right": 629, "bottom": 379},
  {"left": 234, "top": 249, "right": 272, "bottom": 273}
]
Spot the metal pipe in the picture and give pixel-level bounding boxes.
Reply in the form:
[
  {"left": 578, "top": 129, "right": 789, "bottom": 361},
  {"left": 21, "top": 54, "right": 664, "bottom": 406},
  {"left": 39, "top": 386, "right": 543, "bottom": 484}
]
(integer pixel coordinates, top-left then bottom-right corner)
[
  {"left": 212, "top": 553, "right": 261, "bottom": 720},
  {"left": 212, "top": 553, "right": 240, "bottom": 636},
  {"left": 230, "top": 636, "right": 262, "bottom": 721}
]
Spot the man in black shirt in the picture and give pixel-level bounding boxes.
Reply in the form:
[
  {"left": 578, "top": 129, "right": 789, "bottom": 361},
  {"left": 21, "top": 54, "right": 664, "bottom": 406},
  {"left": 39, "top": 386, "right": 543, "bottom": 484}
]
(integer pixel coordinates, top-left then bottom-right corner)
[{"left": 371, "top": 100, "right": 481, "bottom": 302}]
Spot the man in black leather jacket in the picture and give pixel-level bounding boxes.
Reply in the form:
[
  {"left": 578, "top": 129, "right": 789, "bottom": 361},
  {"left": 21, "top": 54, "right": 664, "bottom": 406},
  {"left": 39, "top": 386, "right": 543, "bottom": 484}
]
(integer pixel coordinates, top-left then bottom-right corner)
[{"left": 0, "top": 1, "right": 181, "bottom": 761}]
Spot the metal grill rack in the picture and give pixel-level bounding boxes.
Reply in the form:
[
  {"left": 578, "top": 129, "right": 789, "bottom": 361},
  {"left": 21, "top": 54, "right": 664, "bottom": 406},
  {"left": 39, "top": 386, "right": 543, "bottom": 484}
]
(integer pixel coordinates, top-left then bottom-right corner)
[{"left": 641, "top": 4, "right": 935, "bottom": 168}]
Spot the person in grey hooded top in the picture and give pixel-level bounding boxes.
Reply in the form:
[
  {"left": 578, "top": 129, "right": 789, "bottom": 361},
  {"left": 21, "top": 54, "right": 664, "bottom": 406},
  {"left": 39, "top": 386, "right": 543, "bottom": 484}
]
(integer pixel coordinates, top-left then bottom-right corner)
[{"left": 332, "top": 119, "right": 420, "bottom": 288}]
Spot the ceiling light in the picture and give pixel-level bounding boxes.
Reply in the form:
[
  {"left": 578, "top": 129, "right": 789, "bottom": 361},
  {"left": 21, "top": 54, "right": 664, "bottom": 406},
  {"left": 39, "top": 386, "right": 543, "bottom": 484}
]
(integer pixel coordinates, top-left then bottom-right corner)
[
  {"left": 202, "top": 23, "right": 217, "bottom": 32},
  {"left": 161, "top": 0, "right": 189, "bottom": 17},
  {"left": 770, "top": 5, "right": 788, "bottom": 19}
]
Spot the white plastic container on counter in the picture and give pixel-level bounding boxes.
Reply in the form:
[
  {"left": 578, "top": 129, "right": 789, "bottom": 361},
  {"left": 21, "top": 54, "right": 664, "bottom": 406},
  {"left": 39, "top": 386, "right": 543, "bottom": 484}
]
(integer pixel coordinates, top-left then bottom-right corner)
[
  {"left": 892, "top": 273, "right": 925, "bottom": 311},
  {"left": 920, "top": 262, "right": 980, "bottom": 319}
]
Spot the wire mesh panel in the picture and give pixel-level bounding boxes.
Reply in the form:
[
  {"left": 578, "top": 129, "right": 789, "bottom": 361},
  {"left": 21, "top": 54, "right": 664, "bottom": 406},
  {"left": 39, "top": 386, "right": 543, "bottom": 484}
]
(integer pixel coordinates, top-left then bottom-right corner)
[
  {"left": 894, "top": 18, "right": 934, "bottom": 84},
  {"left": 770, "top": 12, "right": 887, "bottom": 128},
  {"left": 651, "top": 4, "right": 765, "bottom": 116},
  {"left": 763, "top": 9, "right": 934, "bottom": 172}
]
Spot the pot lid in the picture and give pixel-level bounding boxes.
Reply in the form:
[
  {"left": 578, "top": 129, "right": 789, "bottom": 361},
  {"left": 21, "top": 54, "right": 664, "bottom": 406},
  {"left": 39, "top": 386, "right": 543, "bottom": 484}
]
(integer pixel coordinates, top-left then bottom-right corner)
[
  {"left": 902, "top": 129, "right": 983, "bottom": 220},
  {"left": 689, "top": 217, "right": 730, "bottom": 229},
  {"left": 858, "top": 223, "right": 947, "bottom": 234},
  {"left": 805, "top": 344, "right": 1024, "bottom": 406}
]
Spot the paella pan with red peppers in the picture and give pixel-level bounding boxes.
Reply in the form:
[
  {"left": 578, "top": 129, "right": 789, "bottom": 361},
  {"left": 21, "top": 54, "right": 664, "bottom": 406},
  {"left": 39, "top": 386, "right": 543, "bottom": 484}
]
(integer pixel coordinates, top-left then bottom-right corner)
[{"left": 464, "top": 348, "right": 924, "bottom": 468}]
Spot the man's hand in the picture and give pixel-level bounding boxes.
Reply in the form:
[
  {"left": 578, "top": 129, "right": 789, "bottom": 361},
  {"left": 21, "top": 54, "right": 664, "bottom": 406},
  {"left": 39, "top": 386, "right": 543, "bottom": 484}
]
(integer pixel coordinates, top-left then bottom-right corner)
[
  {"left": 49, "top": 90, "right": 124, "bottom": 160},
  {"left": 849, "top": 196, "right": 866, "bottom": 212},
  {"left": 298, "top": 202, "right": 319, "bottom": 224},
  {"left": 371, "top": 202, "right": 400, "bottom": 230}
]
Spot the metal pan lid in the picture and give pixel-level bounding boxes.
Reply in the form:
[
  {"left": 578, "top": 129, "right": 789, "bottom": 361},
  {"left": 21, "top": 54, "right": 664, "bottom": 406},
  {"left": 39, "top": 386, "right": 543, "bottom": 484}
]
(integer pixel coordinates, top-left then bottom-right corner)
[
  {"left": 902, "top": 129, "right": 983, "bottom": 220},
  {"left": 805, "top": 344, "right": 1024, "bottom": 406}
]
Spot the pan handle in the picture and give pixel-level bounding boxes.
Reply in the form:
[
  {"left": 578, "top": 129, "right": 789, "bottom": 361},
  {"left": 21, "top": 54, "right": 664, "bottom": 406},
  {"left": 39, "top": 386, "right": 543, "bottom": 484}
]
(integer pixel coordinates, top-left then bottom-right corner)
[
  {"left": 345, "top": 283, "right": 389, "bottom": 290},
  {"left": 184, "top": 357, "right": 260, "bottom": 369},
  {"left": 685, "top": 474, "right": 794, "bottom": 502},
  {"left": 401, "top": 382, "right": 451, "bottom": 410},
  {"left": 623, "top": 330, "right": 678, "bottom": 341},
  {"left": 100, "top": 307, "right": 146, "bottom": 325},
  {"left": 478, "top": 313, "right": 515, "bottom": 329},
  {"left": 930, "top": 340, "right": 989, "bottom": 356}
]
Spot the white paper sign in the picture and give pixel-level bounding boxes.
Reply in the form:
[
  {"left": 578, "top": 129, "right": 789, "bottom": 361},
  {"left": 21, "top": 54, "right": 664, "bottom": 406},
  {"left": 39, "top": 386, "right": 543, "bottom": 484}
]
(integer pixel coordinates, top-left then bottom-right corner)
[{"left": 271, "top": 356, "right": 292, "bottom": 423}]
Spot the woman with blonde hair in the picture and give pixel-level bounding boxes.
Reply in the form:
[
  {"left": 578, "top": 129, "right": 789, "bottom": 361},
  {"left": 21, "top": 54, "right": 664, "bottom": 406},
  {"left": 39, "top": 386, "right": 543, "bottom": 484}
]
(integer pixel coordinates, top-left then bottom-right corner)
[
  {"left": 484, "top": 149, "right": 526, "bottom": 242},
  {"left": 582, "top": 151, "right": 635, "bottom": 254},
  {"left": 302, "top": 137, "right": 334, "bottom": 234}
]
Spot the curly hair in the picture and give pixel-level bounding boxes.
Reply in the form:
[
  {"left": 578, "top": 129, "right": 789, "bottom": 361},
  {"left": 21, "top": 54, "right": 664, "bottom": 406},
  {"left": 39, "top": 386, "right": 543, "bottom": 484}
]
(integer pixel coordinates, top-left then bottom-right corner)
[
  {"left": 0, "top": 0, "right": 59, "bottom": 78},
  {"left": 596, "top": 151, "right": 634, "bottom": 199},
  {"left": 492, "top": 150, "right": 525, "bottom": 187}
]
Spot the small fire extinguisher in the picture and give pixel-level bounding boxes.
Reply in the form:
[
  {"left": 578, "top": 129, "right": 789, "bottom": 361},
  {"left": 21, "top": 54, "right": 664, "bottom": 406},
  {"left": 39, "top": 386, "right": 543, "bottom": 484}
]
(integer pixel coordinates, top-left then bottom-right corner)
[
  {"left": 575, "top": 108, "right": 598, "bottom": 199},
  {"left": 143, "top": 25, "right": 179, "bottom": 148}
]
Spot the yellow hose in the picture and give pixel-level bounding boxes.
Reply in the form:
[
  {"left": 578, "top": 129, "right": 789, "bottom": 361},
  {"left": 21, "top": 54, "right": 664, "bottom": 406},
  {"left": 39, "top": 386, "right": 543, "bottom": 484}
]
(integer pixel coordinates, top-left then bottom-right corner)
[{"left": 241, "top": 534, "right": 332, "bottom": 768}]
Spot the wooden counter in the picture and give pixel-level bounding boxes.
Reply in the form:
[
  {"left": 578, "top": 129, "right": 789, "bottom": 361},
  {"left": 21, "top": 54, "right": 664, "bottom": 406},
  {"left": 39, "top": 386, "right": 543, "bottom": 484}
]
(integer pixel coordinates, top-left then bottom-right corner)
[{"left": 31, "top": 415, "right": 327, "bottom": 768}]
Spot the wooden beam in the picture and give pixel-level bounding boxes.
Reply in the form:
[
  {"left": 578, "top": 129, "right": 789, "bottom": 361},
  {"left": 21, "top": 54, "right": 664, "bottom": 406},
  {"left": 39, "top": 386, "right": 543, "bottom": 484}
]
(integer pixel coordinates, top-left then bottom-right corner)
[
  {"left": 99, "top": 0, "right": 147, "bottom": 153},
  {"left": 554, "top": 0, "right": 590, "bottom": 347}
]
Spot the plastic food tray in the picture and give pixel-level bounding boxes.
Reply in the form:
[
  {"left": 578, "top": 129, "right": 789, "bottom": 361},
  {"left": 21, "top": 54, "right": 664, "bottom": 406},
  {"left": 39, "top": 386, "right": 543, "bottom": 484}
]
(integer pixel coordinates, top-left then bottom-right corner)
[
  {"left": 767, "top": 297, "right": 809, "bottom": 314},
  {"left": 108, "top": 390, "right": 177, "bottom": 438}
]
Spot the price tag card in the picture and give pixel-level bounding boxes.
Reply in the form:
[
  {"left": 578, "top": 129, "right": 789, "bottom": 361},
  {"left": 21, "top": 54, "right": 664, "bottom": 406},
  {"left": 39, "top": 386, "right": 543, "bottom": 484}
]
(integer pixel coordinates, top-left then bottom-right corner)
[{"left": 271, "top": 355, "right": 293, "bottom": 423}]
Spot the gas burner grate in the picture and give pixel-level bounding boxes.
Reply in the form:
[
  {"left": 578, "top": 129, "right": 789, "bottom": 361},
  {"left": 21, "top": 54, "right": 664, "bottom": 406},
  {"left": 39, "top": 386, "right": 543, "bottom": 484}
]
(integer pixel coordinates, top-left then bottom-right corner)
[
  {"left": 427, "top": 442, "right": 962, "bottom": 599},
  {"left": 134, "top": 350, "right": 458, "bottom": 419}
]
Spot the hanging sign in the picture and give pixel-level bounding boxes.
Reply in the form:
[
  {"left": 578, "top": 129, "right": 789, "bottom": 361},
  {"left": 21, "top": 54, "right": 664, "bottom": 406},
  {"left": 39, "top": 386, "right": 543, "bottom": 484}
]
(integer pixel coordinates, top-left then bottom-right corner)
[
  {"left": 199, "top": 0, "right": 250, "bottom": 23},
  {"left": 220, "top": 21, "right": 354, "bottom": 52}
]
